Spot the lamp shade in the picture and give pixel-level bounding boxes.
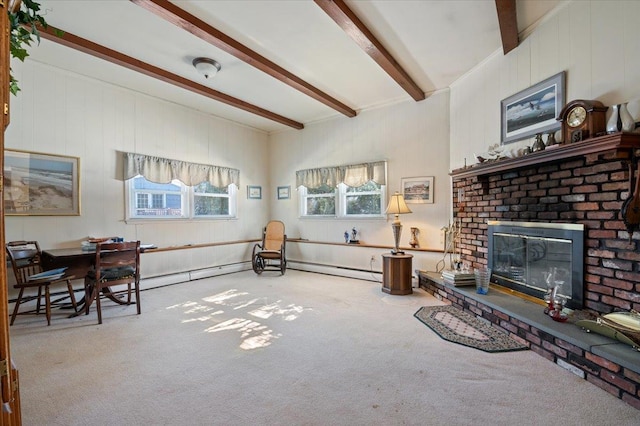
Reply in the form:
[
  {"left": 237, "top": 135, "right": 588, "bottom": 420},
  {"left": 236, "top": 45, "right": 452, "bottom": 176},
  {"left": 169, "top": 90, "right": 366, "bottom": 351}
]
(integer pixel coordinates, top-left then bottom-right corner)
[
  {"left": 193, "top": 57, "right": 221, "bottom": 79},
  {"left": 385, "top": 192, "right": 412, "bottom": 215}
]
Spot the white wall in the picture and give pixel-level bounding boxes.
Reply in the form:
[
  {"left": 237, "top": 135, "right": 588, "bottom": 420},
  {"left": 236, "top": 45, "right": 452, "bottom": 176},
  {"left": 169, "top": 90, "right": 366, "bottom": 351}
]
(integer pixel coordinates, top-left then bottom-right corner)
[
  {"left": 8, "top": 0, "right": 638, "bottom": 285},
  {"left": 5, "top": 61, "right": 270, "bottom": 279},
  {"left": 269, "top": 92, "right": 452, "bottom": 273},
  {"left": 450, "top": 0, "right": 640, "bottom": 170}
]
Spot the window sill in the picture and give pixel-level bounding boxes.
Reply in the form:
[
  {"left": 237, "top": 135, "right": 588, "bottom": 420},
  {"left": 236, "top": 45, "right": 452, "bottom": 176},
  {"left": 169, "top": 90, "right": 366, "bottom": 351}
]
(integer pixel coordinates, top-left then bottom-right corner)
[
  {"left": 124, "top": 217, "right": 238, "bottom": 225},
  {"left": 298, "top": 216, "right": 386, "bottom": 220}
]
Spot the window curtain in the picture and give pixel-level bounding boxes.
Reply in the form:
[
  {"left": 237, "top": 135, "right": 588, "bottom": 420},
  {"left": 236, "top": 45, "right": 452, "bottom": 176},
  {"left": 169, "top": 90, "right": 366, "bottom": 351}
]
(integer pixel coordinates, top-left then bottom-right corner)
[
  {"left": 123, "top": 152, "right": 240, "bottom": 187},
  {"left": 296, "top": 161, "right": 386, "bottom": 189}
]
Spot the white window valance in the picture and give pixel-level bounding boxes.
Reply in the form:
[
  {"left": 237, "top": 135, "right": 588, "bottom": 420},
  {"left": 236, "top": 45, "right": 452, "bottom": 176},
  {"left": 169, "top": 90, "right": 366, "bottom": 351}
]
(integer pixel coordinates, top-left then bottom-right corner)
[
  {"left": 296, "top": 161, "right": 386, "bottom": 189},
  {"left": 124, "top": 152, "right": 240, "bottom": 187}
]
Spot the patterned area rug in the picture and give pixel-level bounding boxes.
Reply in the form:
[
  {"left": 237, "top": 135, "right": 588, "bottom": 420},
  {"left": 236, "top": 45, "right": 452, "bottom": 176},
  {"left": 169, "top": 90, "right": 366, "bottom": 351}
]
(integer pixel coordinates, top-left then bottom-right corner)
[{"left": 414, "top": 305, "right": 528, "bottom": 353}]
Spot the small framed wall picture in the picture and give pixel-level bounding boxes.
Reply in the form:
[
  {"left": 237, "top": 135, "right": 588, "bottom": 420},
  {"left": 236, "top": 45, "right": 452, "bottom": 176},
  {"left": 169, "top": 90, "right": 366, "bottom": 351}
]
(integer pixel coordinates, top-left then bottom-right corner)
[
  {"left": 278, "top": 186, "right": 291, "bottom": 200},
  {"left": 247, "top": 185, "right": 262, "bottom": 199},
  {"left": 277, "top": 186, "right": 290, "bottom": 200},
  {"left": 401, "top": 176, "right": 434, "bottom": 204}
]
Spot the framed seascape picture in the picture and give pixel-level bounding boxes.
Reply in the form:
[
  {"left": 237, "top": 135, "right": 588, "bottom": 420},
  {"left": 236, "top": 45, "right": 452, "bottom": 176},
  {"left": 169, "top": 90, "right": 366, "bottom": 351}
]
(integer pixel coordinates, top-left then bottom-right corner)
[
  {"left": 401, "top": 176, "right": 434, "bottom": 204},
  {"left": 247, "top": 185, "right": 262, "bottom": 199},
  {"left": 277, "top": 185, "right": 290, "bottom": 200},
  {"left": 4, "top": 149, "right": 80, "bottom": 216},
  {"left": 501, "top": 71, "right": 565, "bottom": 144}
]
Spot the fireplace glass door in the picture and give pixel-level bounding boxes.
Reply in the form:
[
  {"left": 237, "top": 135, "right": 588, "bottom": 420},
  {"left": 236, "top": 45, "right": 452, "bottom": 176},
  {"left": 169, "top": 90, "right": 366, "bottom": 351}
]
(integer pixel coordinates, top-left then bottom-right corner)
[{"left": 488, "top": 221, "right": 584, "bottom": 309}]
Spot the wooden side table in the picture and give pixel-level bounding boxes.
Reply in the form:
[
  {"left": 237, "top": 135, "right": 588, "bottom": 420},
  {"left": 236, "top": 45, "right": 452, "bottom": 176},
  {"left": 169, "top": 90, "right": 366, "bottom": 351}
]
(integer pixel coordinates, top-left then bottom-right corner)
[{"left": 381, "top": 253, "right": 413, "bottom": 295}]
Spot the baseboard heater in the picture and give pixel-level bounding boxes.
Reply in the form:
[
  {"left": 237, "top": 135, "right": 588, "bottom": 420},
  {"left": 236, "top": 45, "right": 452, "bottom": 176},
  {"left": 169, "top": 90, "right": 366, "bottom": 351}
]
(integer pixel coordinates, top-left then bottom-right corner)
[
  {"left": 142, "top": 260, "right": 382, "bottom": 288},
  {"left": 287, "top": 260, "right": 382, "bottom": 282},
  {"left": 140, "top": 262, "right": 251, "bottom": 290},
  {"left": 10, "top": 260, "right": 380, "bottom": 303}
]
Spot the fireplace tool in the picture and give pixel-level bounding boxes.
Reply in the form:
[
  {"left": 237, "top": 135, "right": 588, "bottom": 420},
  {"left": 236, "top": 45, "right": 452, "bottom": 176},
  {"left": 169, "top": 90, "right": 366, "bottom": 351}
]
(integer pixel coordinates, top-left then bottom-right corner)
[
  {"left": 621, "top": 157, "right": 640, "bottom": 242},
  {"left": 435, "top": 219, "right": 462, "bottom": 273}
]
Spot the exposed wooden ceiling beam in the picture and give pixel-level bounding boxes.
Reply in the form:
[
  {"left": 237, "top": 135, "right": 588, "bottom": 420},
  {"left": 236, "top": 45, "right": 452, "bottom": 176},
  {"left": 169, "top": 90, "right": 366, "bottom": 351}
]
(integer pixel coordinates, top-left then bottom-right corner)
[
  {"left": 314, "top": 0, "right": 424, "bottom": 102},
  {"left": 495, "top": 0, "right": 519, "bottom": 54},
  {"left": 130, "top": 0, "right": 357, "bottom": 118},
  {"left": 37, "top": 24, "right": 304, "bottom": 130}
]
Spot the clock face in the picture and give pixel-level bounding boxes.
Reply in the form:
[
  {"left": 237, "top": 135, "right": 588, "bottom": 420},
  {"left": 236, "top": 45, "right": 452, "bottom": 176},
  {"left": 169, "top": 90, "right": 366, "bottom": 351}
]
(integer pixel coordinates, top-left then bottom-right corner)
[{"left": 567, "top": 106, "right": 587, "bottom": 128}]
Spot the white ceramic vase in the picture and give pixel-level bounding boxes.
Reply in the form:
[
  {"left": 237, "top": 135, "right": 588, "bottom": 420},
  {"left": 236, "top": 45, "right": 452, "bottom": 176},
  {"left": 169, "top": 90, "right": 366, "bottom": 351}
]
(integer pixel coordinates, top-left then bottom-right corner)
[
  {"left": 619, "top": 102, "right": 635, "bottom": 132},
  {"left": 607, "top": 104, "right": 620, "bottom": 134},
  {"left": 607, "top": 103, "right": 635, "bottom": 133}
]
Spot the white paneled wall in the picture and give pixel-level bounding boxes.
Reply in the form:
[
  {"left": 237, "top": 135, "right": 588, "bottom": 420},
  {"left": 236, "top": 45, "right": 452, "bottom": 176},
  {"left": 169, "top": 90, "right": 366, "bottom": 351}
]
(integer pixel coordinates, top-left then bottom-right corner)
[
  {"left": 5, "top": 61, "right": 270, "bottom": 279},
  {"left": 450, "top": 0, "right": 640, "bottom": 171},
  {"left": 10, "top": 0, "right": 636, "bottom": 284},
  {"left": 269, "top": 92, "right": 451, "bottom": 273}
]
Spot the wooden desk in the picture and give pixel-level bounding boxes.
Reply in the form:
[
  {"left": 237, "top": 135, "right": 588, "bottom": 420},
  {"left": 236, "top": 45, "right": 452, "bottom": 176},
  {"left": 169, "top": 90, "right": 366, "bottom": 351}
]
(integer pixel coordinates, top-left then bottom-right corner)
[
  {"left": 41, "top": 248, "right": 94, "bottom": 280},
  {"left": 41, "top": 247, "right": 140, "bottom": 315},
  {"left": 381, "top": 253, "right": 413, "bottom": 295},
  {"left": 41, "top": 245, "right": 154, "bottom": 278}
]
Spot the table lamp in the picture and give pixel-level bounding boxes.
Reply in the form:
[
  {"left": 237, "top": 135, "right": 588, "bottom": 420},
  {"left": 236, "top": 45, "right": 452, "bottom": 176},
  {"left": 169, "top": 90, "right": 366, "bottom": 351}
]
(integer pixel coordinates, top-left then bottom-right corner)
[{"left": 385, "top": 192, "right": 412, "bottom": 254}]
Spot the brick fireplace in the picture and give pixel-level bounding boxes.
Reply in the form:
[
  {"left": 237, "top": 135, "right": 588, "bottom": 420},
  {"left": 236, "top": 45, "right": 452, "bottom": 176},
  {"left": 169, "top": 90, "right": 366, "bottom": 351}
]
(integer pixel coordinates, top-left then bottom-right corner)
[
  {"left": 453, "top": 133, "right": 640, "bottom": 315},
  {"left": 420, "top": 132, "right": 640, "bottom": 409}
]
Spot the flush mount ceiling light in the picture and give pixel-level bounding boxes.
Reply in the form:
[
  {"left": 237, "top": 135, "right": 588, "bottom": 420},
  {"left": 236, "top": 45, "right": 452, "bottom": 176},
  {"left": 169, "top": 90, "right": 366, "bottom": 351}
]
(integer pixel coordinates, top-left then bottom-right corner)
[{"left": 192, "top": 57, "right": 221, "bottom": 79}]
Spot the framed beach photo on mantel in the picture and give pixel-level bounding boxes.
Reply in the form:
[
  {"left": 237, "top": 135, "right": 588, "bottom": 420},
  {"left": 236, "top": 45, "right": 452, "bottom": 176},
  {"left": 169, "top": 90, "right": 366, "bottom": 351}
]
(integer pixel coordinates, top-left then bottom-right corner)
[
  {"left": 4, "top": 149, "right": 80, "bottom": 216},
  {"left": 402, "top": 176, "right": 434, "bottom": 204},
  {"left": 501, "top": 71, "right": 565, "bottom": 144}
]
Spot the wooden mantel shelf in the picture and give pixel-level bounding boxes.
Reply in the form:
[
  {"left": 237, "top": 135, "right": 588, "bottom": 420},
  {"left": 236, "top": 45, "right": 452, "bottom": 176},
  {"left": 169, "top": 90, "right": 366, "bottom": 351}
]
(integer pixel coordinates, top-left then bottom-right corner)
[{"left": 450, "top": 132, "right": 640, "bottom": 179}]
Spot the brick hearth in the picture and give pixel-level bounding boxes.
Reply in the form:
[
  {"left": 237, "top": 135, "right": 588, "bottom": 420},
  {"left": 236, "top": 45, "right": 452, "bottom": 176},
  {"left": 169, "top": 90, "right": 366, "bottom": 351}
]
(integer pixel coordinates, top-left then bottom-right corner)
[{"left": 419, "top": 271, "right": 640, "bottom": 409}]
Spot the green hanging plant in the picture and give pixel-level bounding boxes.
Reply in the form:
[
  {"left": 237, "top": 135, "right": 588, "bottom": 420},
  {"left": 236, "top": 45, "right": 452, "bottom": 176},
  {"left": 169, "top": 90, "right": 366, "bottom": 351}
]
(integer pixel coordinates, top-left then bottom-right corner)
[{"left": 8, "top": 0, "right": 49, "bottom": 96}]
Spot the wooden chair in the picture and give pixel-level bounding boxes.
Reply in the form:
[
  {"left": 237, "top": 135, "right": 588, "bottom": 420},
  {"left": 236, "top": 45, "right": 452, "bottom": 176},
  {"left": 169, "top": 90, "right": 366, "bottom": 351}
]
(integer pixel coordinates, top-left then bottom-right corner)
[
  {"left": 252, "top": 220, "right": 286, "bottom": 275},
  {"left": 6, "top": 241, "right": 78, "bottom": 326},
  {"left": 84, "top": 241, "right": 141, "bottom": 324}
]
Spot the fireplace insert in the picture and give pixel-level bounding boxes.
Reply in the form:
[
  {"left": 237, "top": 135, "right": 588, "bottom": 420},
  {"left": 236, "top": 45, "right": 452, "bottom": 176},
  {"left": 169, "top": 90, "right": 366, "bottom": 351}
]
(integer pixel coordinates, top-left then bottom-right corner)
[{"left": 487, "top": 221, "right": 584, "bottom": 309}]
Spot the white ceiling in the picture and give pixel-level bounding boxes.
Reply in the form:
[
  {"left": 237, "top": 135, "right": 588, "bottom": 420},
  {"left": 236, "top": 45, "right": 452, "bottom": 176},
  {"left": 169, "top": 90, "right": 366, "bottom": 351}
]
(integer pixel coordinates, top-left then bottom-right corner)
[{"left": 24, "top": 0, "right": 561, "bottom": 133}]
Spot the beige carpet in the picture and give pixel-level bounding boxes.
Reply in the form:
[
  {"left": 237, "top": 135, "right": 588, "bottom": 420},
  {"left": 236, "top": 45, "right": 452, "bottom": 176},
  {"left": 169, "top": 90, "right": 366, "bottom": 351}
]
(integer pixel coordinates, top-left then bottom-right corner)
[{"left": 9, "top": 270, "right": 640, "bottom": 425}]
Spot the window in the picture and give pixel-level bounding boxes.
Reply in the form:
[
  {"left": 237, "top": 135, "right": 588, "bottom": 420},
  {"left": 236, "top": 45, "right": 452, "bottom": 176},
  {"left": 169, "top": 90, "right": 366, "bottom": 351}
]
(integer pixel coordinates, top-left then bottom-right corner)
[
  {"left": 299, "top": 181, "right": 385, "bottom": 218},
  {"left": 295, "top": 160, "right": 387, "bottom": 219},
  {"left": 345, "top": 181, "right": 383, "bottom": 215},
  {"left": 192, "top": 181, "right": 235, "bottom": 217},
  {"left": 303, "top": 184, "right": 336, "bottom": 216},
  {"left": 126, "top": 176, "right": 236, "bottom": 220}
]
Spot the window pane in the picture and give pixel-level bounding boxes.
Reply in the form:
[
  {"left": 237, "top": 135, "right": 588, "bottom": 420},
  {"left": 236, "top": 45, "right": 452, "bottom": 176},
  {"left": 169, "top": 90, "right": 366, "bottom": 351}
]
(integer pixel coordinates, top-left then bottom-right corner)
[
  {"left": 194, "top": 196, "right": 229, "bottom": 216},
  {"left": 346, "top": 194, "right": 381, "bottom": 214},
  {"left": 151, "top": 194, "right": 163, "bottom": 208},
  {"left": 131, "top": 177, "right": 183, "bottom": 217},
  {"left": 133, "top": 176, "right": 181, "bottom": 192},
  {"left": 346, "top": 181, "right": 380, "bottom": 192},
  {"left": 166, "top": 194, "right": 181, "bottom": 209},
  {"left": 307, "top": 184, "right": 334, "bottom": 195},
  {"left": 136, "top": 193, "right": 148, "bottom": 209},
  {"left": 306, "top": 196, "right": 335, "bottom": 215},
  {"left": 194, "top": 181, "right": 228, "bottom": 194}
]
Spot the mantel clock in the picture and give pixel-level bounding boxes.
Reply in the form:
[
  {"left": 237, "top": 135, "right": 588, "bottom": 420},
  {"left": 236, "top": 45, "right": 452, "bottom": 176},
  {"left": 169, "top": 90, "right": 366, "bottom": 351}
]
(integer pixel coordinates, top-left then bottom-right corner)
[{"left": 558, "top": 99, "right": 608, "bottom": 143}]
